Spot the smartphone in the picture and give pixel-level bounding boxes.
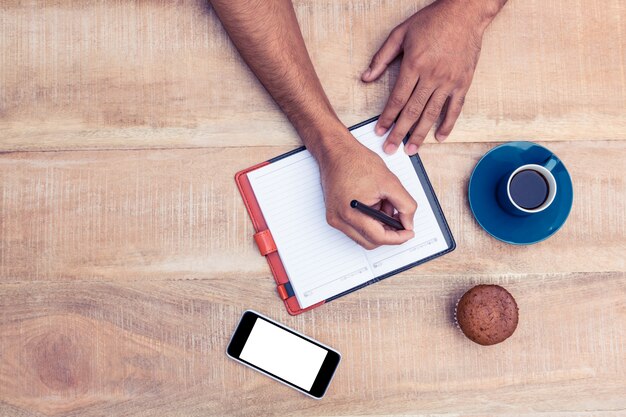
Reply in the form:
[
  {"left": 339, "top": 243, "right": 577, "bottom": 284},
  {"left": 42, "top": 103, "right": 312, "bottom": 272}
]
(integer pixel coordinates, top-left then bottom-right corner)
[{"left": 226, "top": 310, "right": 341, "bottom": 399}]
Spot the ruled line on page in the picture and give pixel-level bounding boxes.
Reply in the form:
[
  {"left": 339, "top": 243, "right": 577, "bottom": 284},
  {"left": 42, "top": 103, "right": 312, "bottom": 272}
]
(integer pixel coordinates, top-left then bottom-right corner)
[{"left": 247, "top": 120, "right": 448, "bottom": 308}]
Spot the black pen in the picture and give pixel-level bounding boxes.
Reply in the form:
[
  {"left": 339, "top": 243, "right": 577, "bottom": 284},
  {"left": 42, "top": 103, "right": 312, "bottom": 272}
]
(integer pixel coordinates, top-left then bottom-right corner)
[{"left": 350, "top": 199, "right": 405, "bottom": 230}]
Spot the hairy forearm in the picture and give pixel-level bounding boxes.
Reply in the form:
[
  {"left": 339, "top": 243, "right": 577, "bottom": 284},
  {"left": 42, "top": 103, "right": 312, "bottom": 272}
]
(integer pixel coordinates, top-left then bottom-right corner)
[{"left": 210, "top": 0, "right": 343, "bottom": 158}]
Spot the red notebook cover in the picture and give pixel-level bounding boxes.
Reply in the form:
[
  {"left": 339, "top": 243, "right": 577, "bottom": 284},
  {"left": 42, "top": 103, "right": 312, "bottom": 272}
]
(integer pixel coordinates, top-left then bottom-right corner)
[
  {"left": 234, "top": 116, "right": 455, "bottom": 315},
  {"left": 235, "top": 162, "right": 324, "bottom": 315}
]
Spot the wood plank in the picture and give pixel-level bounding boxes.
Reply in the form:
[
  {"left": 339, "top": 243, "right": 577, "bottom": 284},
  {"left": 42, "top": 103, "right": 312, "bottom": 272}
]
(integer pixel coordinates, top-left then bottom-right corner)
[
  {"left": 1, "top": 141, "right": 624, "bottom": 284},
  {"left": 0, "top": 272, "right": 624, "bottom": 416},
  {"left": 1, "top": 0, "right": 625, "bottom": 151},
  {"left": 2, "top": 1, "right": 624, "bottom": 415}
]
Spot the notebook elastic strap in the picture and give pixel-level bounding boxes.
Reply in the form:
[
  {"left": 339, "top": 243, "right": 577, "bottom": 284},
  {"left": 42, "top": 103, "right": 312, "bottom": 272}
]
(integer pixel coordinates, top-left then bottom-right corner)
[{"left": 253, "top": 229, "right": 277, "bottom": 256}]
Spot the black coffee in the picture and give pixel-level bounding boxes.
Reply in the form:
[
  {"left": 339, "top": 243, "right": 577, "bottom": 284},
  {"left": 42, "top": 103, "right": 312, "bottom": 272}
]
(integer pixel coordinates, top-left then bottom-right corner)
[{"left": 509, "top": 169, "right": 549, "bottom": 210}]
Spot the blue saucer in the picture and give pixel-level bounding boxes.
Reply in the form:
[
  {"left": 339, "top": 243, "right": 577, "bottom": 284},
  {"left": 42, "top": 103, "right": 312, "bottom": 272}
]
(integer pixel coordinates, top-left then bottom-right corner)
[{"left": 468, "top": 141, "right": 573, "bottom": 245}]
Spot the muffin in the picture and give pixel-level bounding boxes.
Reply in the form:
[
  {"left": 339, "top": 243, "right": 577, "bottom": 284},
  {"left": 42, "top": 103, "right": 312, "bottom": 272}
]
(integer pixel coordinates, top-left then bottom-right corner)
[{"left": 455, "top": 285, "right": 518, "bottom": 346}]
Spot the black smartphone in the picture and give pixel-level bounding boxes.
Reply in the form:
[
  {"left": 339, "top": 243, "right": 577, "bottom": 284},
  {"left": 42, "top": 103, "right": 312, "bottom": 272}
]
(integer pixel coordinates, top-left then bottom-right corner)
[{"left": 226, "top": 310, "right": 341, "bottom": 399}]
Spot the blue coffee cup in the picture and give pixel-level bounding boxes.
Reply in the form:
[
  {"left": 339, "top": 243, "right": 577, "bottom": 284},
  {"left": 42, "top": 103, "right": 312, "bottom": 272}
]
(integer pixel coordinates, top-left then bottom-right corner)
[{"left": 497, "top": 155, "right": 559, "bottom": 216}]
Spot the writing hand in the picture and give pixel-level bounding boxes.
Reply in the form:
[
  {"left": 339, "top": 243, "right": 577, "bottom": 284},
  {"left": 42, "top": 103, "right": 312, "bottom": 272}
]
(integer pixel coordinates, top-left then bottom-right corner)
[{"left": 317, "top": 132, "right": 417, "bottom": 249}]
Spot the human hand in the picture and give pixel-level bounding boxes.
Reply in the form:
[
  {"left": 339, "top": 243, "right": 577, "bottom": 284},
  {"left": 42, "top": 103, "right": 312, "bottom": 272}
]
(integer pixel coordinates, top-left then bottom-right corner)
[
  {"left": 362, "top": 0, "right": 496, "bottom": 154},
  {"left": 316, "top": 133, "right": 417, "bottom": 249}
]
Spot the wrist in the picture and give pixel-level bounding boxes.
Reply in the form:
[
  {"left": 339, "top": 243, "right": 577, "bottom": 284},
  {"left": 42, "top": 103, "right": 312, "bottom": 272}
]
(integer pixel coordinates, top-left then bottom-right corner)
[
  {"left": 296, "top": 115, "right": 355, "bottom": 162},
  {"left": 468, "top": 0, "right": 505, "bottom": 28},
  {"left": 442, "top": 0, "right": 504, "bottom": 32}
]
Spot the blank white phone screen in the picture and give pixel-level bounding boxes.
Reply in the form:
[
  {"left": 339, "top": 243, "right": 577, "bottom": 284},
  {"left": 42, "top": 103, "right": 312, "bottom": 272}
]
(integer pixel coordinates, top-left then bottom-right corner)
[{"left": 239, "top": 317, "right": 328, "bottom": 391}]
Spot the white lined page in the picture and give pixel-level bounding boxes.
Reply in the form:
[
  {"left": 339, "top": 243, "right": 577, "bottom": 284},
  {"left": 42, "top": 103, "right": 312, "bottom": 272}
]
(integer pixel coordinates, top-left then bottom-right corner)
[
  {"left": 248, "top": 151, "right": 373, "bottom": 307},
  {"left": 247, "top": 120, "right": 448, "bottom": 308}
]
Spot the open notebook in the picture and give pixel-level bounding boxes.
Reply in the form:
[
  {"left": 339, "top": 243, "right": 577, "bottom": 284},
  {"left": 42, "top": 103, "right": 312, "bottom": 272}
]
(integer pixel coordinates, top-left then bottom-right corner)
[{"left": 236, "top": 117, "right": 455, "bottom": 314}]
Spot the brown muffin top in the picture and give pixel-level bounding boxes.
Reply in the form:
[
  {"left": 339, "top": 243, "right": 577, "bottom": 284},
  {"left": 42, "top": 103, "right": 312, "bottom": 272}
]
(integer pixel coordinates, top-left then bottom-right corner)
[{"left": 455, "top": 285, "right": 518, "bottom": 346}]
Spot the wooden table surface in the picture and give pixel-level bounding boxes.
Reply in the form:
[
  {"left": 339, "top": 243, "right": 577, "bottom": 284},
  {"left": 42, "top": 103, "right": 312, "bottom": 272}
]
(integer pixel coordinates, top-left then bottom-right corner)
[{"left": 1, "top": 1, "right": 625, "bottom": 416}]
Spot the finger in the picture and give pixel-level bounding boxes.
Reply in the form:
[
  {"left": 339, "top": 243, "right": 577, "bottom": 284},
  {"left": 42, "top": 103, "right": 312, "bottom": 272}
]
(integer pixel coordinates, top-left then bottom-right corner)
[
  {"left": 380, "top": 200, "right": 395, "bottom": 217},
  {"left": 380, "top": 200, "right": 398, "bottom": 232},
  {"left": 376, "top": 62, "right": 420, "bottom": 142},
  {"left": 327, "top": 212, "right": 379, "bottom": 249},
  {"left": 405, "top": 90, "right": 449, "bottom": 155},
  {"left": 362, "top": 26, "right": 405, "bottom": 83},
  {"left": 384, "top": 83, "right": 435, "bottom": 154},
  {"left": 380, "top": 179, "right": 417, "bottom": 231},
  {"left": 437, "top": 96, "right": 450, "bottom": 131},
  {"left": 435, "top": 90, "right": 466, "bottom": 142},
  {"left": 344, "top": 210, "right": 415, "bottom": 247},
  {"left": 340, "top": 222, "right": 381, "bottom": 250}
]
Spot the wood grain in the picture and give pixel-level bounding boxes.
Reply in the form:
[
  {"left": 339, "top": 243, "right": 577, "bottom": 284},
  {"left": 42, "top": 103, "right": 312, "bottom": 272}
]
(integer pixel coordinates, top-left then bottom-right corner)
[
  {"left": 0, "top": 142, "right": 623, "bottom": 283},
  {"left": 1, "top": 272, "right": 624, "bottom": 416},
  {"left": 0, "top": 141, "right": 625, "bottom": 415},
  {"left": 1, "top": 0, "right": 625, "bottom": 415},
  {"left": 0, "top": 0, "right": 625, "bottom": 151}
]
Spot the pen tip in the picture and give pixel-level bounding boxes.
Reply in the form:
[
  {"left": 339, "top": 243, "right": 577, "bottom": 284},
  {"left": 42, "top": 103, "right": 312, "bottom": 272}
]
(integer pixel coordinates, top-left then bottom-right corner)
[{"left": 350, "top": 200, "right": 358, "bottom": 208}]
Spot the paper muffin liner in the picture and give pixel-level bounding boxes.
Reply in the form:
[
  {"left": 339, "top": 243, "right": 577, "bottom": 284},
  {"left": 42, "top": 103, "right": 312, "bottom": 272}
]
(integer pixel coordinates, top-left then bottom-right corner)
[{"left": 453, "top": 296, "right": 463, "bottom": 333}]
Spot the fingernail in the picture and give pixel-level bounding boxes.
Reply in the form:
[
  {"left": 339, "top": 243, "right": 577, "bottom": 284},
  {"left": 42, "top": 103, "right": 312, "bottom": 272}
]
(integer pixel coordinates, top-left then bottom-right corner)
[
  {"left": 375, "top": 124, "right": 387, "bottom": 136},
  {"left": 384, "top": 142, "right": 397, "bottom": 154},
  {"left": 362, "top": 67, "right": 372, "bottom": 80},
  {"left": 406, "top": 143, "right": 418, "bottom": 155},
  {"left": 436, "top": 133, "right": 448, "bottom": 142}
]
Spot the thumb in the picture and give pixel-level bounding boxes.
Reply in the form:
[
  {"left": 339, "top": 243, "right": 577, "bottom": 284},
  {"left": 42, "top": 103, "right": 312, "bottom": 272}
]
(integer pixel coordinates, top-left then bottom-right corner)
[{"left": 362, "top": 27, "right": 405, "bottom": 82}]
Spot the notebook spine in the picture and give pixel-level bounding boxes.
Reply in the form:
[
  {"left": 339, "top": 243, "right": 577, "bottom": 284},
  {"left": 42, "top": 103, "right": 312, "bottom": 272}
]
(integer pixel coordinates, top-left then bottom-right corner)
[{"left": 235, "top": 164, "right": 325, "bottom": 315}]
